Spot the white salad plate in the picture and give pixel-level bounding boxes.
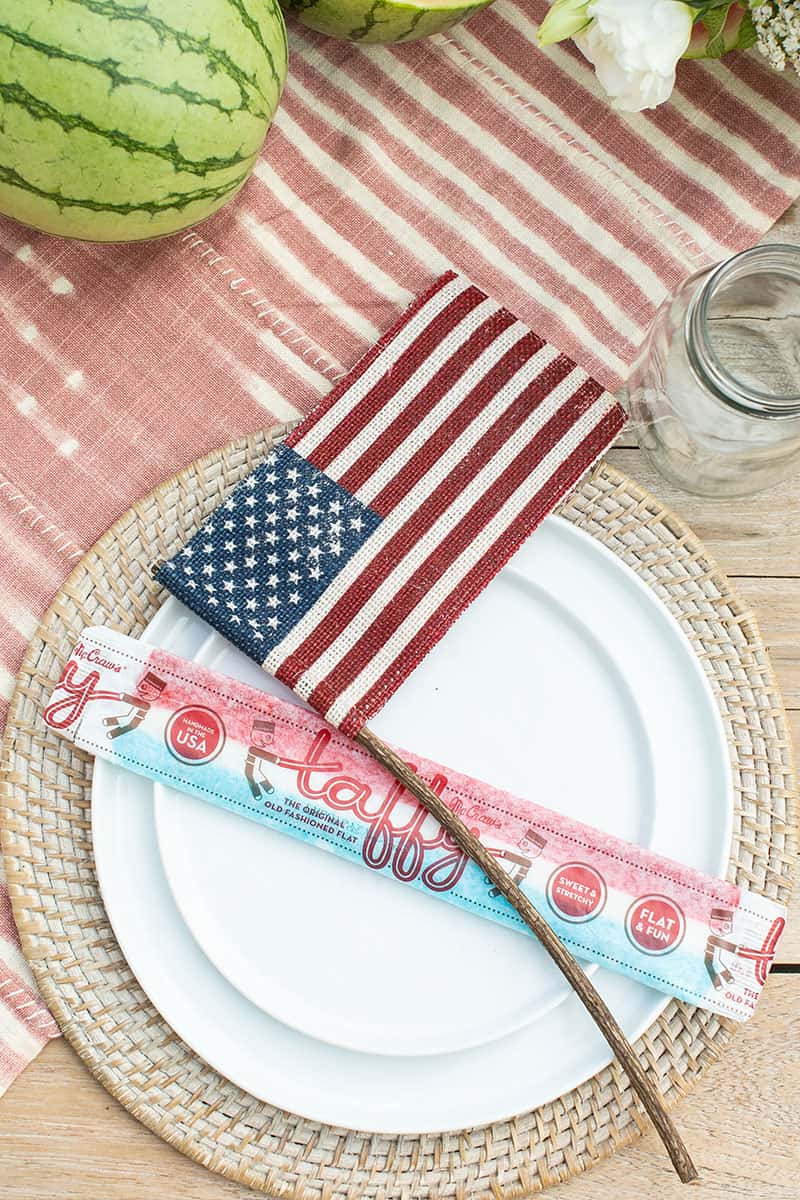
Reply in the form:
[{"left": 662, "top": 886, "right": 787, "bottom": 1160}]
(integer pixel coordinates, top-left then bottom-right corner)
[{"left": 91, "top": 514, "right": 732, "bottom": 1133}]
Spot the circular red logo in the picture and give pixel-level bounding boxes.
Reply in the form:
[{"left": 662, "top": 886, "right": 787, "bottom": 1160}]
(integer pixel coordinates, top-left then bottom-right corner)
[
  {"left": 546, "top": 862, "right": 607, "bottom": 923},
  {"left": 165, "top": 706, "right": 225, "bottom": 766},
  {"left": 625, "top": 895, "right": 685, "bottom": 956}
]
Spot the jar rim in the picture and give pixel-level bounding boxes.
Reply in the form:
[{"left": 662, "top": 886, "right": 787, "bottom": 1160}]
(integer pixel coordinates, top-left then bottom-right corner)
[{"left": 687, "top": 243, "right": 800, "bottom": 420}]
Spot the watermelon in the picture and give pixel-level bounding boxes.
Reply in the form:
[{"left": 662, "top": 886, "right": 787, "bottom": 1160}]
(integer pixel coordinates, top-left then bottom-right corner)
[
  {"left": 281, "top": 0, "right": 492, "bottom": 44},
  {"left": 0, "top": 0, "right": 287, "bottom": 242}
]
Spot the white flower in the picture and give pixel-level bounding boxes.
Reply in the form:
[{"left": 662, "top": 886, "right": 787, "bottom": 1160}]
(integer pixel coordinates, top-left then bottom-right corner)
[{"left": 573, "top": 0, "right": 694, "bottom": 112}]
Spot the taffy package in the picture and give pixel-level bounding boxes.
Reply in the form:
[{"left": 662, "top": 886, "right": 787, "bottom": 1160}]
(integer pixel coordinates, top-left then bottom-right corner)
[{"left": 45, "top": 626, "right": 786, "bottom": 1022}]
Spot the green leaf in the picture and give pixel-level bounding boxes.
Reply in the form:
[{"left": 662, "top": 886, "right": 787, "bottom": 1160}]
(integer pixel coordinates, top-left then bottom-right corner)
[
  {"left": 686, "top": 0, "right": 734, "bottom": 12},
  {"left": 704, "top": 2, "right": 731, "bottom": 54},
  {"left": 684, "top": 0, "right": 756, "bottom": 56},
  {"left": 735, "top": 8, "right": 758, "bottom": 49}
]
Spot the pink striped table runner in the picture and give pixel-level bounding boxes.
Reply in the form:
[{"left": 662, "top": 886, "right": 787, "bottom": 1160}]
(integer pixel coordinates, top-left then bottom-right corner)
[{"left": 1, "top": 6, "right": 799, "bottom": 1095}]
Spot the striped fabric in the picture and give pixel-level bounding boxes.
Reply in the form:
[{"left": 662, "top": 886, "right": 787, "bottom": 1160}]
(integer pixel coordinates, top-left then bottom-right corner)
[
  {"left": 158, "top": 271, "right": 624, "bottom": 732},
  {"left": 1, "top": 7, "right": 800, "bottom": 1095}
]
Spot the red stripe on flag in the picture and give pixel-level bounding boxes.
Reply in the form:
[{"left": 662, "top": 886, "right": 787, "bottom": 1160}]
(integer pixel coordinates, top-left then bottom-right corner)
[
  {"left": 304, "top": 283, "right": 488, "bottom": 472},
  {"left": 369, "top": 329, "right": 546, "bottom": 516},
  {"left": 337, "top": 307, "right": 520, "bottom": 502},
  {"left": 276, "top": 353, "right": 578, "bottom": 692},
  {"left": 339, "top": 403, "right": 626, "bottom": 733},
  {"left": 286, "top": 270, "right": 458, "bottom": 452},
  {"left": 305, "top": 376, "right": 607, "bottom": 717}
]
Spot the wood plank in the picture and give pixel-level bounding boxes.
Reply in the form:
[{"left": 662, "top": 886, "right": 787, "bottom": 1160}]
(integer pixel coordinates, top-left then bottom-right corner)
[
  {"left": 0, "top": 978, "right": 797, "bottom": 1200},
  {"left": 605, "top": 447, "right": 800, "bottom": 577},
  {"left": 777, "top": 710, "right": 800, "bottom": 963},
  {"left": 602, "top": 447, "right": 800, "bottom": 702},
  {"left": 559, "top": 973, "right": 800, "bottom": 1200},
  {"left": 732, "top": 578, "right": 800, "bottom": 708},
  {"left": 769, "top": 204, "right": 800, "bottom": 243},
  {"left": 0, "top": 1040, "right": 246, "bottom": 1200}
]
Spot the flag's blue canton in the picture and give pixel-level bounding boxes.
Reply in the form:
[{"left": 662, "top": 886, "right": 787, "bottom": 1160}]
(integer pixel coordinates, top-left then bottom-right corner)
[{"left": 155, "top": 444, "right": 381, "bottom": 663}]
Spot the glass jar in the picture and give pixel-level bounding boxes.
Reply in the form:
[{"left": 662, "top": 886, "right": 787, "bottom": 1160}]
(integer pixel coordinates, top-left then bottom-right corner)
[{"left": 622, "top": 244, "right": 800, "bottom": 497}]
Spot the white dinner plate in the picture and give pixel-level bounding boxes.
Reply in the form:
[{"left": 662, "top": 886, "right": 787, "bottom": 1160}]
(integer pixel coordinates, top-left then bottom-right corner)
[{"left": 91, "top": 514, "right": 733, "bottom": 1132}]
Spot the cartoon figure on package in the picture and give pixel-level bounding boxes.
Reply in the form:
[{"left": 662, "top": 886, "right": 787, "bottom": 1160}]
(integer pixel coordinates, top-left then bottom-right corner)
[
  {"left": 704, "top": 907, "right": 737, "bottom": 990},
  {"left": 485, "top": 847, "right": 535, "bottom": 898},
  {"left": 709, "top": 906, "right": 734, "bottom": 936},
  {"left": 102, "top": 671, "right": 166, "bottom": 740},
  {"left": 245, "top": 718, "right": 278, "bottom": 799},
  {"left": 483, "top": 829, "right": 547, "bottom": 898}
]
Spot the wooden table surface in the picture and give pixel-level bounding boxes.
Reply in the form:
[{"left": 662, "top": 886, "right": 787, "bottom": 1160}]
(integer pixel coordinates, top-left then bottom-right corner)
[{"left": 2, "top": 209, "right": 799, "bottom": 1200}]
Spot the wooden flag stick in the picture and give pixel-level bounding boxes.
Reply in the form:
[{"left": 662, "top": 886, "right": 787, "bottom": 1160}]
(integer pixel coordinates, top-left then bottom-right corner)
[{"left": 356, "top": 726, "right": 699, "bottom": 1185}]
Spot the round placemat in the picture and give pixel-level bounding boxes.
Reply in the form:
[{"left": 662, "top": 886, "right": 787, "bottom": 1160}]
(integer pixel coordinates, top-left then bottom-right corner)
[{"left": 1, "top": 427, "right": 796, "bottom": 1199}]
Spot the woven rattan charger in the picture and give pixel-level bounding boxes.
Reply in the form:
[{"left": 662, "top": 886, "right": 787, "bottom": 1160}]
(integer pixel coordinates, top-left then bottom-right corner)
[{"left": 1, "top": 425, "right": 796, "bottom": 1199}]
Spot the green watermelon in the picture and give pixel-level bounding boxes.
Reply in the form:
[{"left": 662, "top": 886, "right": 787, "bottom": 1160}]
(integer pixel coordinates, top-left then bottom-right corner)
[
  {"left": 281, "top": 0, "right": 492, "bottom": 44},
  {"left": 0, "top": 0, "right": 287, "bottom": 242}
]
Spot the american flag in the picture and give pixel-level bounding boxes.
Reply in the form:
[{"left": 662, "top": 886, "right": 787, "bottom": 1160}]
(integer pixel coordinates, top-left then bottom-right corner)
[{"left": 157, "top": 272, "right": 625, "bottom": 734}]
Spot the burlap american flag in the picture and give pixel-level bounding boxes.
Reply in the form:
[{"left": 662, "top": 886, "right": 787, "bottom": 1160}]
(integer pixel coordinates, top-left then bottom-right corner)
[{"left": 157, "top": 270, "right": 625, "bottom": 733}]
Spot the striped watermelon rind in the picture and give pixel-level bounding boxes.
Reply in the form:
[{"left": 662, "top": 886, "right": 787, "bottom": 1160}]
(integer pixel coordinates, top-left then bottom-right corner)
[
  {"left": 282, "top": 0, "right": 493, "bottom": 44},
  {"left": 0, "top": 0, "right": 288, "bottom": 243}
]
